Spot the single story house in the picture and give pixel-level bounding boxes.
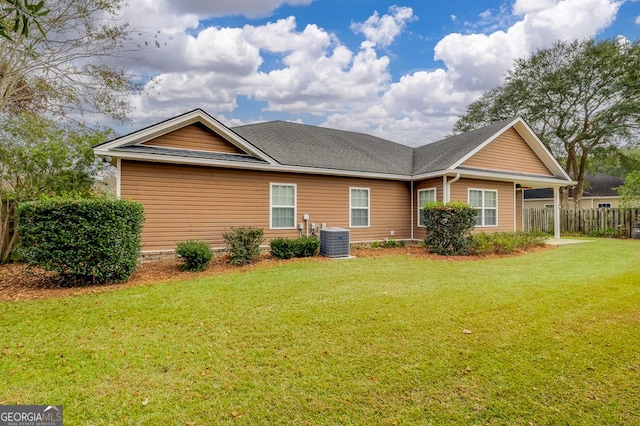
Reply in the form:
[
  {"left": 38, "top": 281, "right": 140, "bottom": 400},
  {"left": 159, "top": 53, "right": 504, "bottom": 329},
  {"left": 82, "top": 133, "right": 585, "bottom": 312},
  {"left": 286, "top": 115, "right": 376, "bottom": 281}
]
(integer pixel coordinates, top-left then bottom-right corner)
[
  {"left": 94, "top": 109, "right": 574, "bottom": 253},
  {"left": 524, "top": 173, "right": 623, "bottom": 209}
]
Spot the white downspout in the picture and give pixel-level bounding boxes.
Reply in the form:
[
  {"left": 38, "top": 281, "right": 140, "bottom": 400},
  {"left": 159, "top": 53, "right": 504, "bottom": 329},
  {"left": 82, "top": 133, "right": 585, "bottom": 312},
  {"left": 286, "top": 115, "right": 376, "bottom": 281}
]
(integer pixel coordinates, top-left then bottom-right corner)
[
  {"left": 445, "top": 173, "right": 461, "bottom": 202},
  {"left": 116, "top": 158, "right": 122, "bottom": 199},
  {"left": 410, "top": 180, "right": 414, "bottom": 240}
]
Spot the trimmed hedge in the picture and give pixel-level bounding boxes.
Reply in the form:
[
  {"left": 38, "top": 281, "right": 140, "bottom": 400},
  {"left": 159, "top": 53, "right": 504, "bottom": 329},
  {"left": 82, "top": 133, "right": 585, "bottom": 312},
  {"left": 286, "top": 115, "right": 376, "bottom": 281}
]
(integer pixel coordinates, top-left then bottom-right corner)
[
  {"left": 17, "top": 198, "right": 144, "bottom": 285},
  {"left": 370, "top": 238, "right": 406, "bottom": 249},
  {"left": 270, "top": 236, "right": 320, "bottom": 259},
  {"left": 470, "top": 231, "right": 547, "bottom": 255},
  {"left": 222, "top": 227, "right": 264, "bottom": 265},
  {"left": 422, "top": 201, "right": 478, "bottom": 255},
  {"left": 175, "top": 240, "right": 213, "bottom": 272}
]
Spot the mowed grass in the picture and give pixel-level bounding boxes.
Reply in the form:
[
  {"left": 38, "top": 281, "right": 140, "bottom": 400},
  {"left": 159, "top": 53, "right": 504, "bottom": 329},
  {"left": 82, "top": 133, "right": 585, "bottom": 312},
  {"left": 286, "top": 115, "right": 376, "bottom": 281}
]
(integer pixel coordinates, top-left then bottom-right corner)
[{"left": 1, "top": 239, "right": 639, "bottom": 425}]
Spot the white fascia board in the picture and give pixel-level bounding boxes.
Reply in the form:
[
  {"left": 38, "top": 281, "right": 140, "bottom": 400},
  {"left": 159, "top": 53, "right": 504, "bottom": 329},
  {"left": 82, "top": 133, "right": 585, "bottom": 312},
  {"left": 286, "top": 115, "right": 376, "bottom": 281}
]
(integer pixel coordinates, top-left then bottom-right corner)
[
  {"left": 102, "top": 150, "right": 413, "bottom": 181},
  {"left": 454, "top": 168, "right": 576, "bottom": 187},
  {"left": 413, "top": 167, "right": 574, "bottom": 187},
  {"left": 94, "top": 109, "right": 278, "bottom": 165}
]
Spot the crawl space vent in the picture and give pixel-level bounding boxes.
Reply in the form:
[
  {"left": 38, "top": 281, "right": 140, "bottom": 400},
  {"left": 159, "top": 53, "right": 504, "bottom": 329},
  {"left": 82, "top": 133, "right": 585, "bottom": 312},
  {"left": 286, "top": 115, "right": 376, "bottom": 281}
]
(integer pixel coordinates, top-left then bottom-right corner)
[{"left": 320, "top": 227, "right": 350, "bottom": 258}]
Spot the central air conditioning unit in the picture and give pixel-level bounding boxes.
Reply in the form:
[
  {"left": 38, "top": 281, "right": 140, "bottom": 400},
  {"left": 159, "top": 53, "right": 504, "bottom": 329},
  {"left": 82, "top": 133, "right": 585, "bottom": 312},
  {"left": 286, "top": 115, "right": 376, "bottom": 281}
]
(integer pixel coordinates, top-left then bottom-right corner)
[{"left": 320, "top": 227, "right": 350, "bottom": 258}]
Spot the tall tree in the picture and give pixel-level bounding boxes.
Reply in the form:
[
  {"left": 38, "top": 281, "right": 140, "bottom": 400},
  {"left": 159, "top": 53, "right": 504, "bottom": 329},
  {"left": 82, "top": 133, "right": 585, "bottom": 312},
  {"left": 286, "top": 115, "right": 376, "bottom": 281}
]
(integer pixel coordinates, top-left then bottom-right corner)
[
  {"left": 589, "top": 146, "right": 640, "bottom": 179},
  {"left": 0, "top": 0, "right": 142, "bottom": 121},
  {"left": 617, "top": 171, "right": 640, "bottom": 208},
  {"left": 0, "top": 112, "right": 111, "bottom": 262},
  {"left": 454, "top": 38, "right": 640, "bottom": 207}
]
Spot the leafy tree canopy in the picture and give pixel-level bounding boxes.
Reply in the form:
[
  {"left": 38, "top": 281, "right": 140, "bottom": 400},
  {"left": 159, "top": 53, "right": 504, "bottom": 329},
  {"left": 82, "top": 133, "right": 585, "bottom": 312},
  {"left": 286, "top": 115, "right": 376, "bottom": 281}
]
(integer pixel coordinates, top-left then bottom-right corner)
[
  {"left": 589, "top": 146, "right": 640, "bottom": 179},
  {"left": 0, "top": 0, "right": 48, "bottom": 41},
  {"left": 617, "top": 171, "right": 640, "bottom": 208},
  {"left": 0, "top": 112, "right": 112, "bottom": 262},
  {"left": 454, "top": 38, "right": 640, "bottom": 206}
]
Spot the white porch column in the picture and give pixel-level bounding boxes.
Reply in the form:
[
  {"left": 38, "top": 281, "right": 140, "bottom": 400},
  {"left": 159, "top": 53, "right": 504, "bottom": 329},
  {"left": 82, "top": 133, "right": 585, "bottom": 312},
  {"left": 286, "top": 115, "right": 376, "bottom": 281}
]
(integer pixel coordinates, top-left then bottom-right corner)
[{"left": 553, "top": 186, "right": 560, "bottom": 239}]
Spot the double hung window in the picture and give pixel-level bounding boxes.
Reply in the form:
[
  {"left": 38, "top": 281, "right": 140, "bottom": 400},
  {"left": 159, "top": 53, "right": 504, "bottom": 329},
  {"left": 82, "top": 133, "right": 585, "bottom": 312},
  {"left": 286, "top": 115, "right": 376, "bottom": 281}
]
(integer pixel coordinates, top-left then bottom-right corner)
[
  {"left": 468, "top": 189, "right": 497, "bottom": 227},
  {"left": 271, "top": 183, "right": 296, "bottom": 228},
  {"left": 350, "top": 188, "right": 370, "bottom": 227}
]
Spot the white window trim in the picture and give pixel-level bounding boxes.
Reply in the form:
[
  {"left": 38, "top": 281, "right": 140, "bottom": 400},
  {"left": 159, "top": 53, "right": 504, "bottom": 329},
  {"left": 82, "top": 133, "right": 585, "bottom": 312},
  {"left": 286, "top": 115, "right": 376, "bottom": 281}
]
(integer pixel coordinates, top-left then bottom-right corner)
[
  {"left": 597, "top": 203, "right": 612, "bottom": 208},
  {"left": 349, "top": 187, "right": 370, "bottom": 228},
  {"left": 417, "top": 187, "right": 437, "bottom": 227},
  {"left": 468, "top": 188, "right": 498, "bottom": 228},
  {"left": 270, "top": 183, "right": 297, "bottom": 229}
]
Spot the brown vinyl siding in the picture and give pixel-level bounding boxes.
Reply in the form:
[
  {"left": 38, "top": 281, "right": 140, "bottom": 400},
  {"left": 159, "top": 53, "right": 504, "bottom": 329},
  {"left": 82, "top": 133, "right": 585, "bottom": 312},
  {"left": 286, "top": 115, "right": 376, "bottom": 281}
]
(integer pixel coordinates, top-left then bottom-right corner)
[
  {"left": 462, "top": 128, "right": 553, "bottom": 176},
  {"left": 142, "top": 123, "right": 246, "bottom": 154},
  {"left": 449, "top": 178, "right": 515, "bottom": 233},
  {"left": 413, "top": 178, "right": 444, "bottom": 238},
  {"left": 121, "top": 161, "right": 411, "bottom": 251}
]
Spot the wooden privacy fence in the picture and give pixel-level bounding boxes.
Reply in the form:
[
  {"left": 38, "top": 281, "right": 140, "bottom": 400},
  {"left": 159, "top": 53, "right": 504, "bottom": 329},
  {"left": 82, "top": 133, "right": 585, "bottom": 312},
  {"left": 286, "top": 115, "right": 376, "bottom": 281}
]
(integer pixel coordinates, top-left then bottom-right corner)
[{"left": 524, "top": 208, "right": 640, "bottom": 237}]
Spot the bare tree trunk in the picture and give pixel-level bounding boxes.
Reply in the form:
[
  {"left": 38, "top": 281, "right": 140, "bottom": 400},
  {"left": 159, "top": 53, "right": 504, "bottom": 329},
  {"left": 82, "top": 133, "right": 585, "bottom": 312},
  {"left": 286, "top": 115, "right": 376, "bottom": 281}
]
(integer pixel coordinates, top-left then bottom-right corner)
[
  {"left": 0, "top": 199, "right": 17, "bottom": 263},
  {"left": 572, "top": 149, "right": 590, "bottom": 208}
]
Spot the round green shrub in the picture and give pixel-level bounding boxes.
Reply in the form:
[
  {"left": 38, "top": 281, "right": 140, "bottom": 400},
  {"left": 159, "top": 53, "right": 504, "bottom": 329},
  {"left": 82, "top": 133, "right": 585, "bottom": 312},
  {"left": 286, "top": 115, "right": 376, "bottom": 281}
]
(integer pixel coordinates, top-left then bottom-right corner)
[
  {"left": 422, "top": 201, "right": 478, "bottom": 255},
  {"left": 175, "top": 240, "right": 214, "bottom": 272},
  {"left": 17, "top": 197, "right": 144, "bottom": 285},
  {"left": 223, "top": 227, "right": 264, "bottom": 265}
]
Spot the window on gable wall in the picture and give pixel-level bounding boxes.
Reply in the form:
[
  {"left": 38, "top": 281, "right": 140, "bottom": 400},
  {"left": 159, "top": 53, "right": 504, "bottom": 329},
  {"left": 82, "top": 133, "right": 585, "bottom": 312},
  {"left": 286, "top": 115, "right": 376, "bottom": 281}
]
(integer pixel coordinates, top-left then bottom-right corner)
[
  {"left": 271, "top": 183, "right": 296, "bottom": 228},
  {"left": 597, "top": 203, "right": 611, "bottom": 208},
  {"left": 350, "top": 188, "right": 369, "bottom": 227},
  {"left": 417, "top": 188, "right": 436, "bottom": 227},
  {"left": 469, "top": 189, "right": 497, "bottom": 227}
]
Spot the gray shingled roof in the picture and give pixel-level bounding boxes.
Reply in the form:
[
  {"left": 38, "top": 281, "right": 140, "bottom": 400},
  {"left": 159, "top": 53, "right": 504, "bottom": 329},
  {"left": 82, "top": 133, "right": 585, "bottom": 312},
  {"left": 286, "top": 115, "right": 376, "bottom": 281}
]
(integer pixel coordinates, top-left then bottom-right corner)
[
  {"left": 232, "top": 121, "right": 415, "bottom": 175},
  {"left": 232, "top": 118, "right": 518, "bottom": 176},
  {"left": 412, "top": 118, "right": 516, "bottom": 175},
  {"left": 104, "top": 109, "right": 527, "bottom": 177},
  {"left": 524, "top": 173, "right": 623, "bottom": 199}
]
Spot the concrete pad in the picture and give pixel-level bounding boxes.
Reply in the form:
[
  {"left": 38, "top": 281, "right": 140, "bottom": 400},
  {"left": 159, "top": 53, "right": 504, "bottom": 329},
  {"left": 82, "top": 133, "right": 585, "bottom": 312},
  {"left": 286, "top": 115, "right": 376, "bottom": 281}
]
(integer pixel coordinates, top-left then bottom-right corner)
[{"left": 545, "top": 238, "right": 594, "bottom": 245}]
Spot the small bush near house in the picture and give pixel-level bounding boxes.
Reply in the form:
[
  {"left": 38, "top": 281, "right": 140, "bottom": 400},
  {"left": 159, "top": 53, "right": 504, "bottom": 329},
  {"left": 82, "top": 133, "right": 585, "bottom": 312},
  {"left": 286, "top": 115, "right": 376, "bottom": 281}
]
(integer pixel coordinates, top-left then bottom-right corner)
[
  {"left": 370, "top": 238, "right": 406, "bottom": 249},
  {"left": 270, "top": 236, "right": 320, "bottom": 259},
  {"left": 17, "top": 198, "right": 144, "bottom": 285},
  {"left": 175, "top": 240, "right": 214, "bottom": 272},
  {"left": 422, "top": 201, "right": 478, "bottom": 255},
  {"left": 470, "top": 231, "right": 547, "bottom": 255},
  {"left": 222, "top": 227, "right": 264, "bottom": 265}
]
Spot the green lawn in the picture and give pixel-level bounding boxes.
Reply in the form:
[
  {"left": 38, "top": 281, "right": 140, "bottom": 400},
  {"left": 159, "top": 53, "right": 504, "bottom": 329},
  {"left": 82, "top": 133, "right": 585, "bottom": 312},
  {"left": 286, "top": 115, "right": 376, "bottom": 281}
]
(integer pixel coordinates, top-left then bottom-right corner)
[{"left": 1, "top": 239, "right": 639, "bottom": 425}]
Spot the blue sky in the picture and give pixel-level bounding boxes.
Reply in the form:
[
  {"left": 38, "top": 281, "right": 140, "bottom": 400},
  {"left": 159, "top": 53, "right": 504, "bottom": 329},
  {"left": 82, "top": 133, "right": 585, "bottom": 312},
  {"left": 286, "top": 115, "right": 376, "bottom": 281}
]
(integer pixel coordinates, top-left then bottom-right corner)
[{"left": 119, "top": 0, "right": 640, "bottom": 146}]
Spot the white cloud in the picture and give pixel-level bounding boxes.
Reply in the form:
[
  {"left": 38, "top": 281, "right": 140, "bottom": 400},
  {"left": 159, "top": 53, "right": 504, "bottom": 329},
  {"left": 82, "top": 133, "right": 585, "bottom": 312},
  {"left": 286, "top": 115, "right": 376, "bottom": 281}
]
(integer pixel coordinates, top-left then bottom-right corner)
[
  {"left": 512, "top": 0, "right": 558, "bottom": 14},
  {"left": 637, "top": 15, "right": 640, "bottom": 25},
  {"left": 120, "top": 0, "right": 625, "bottom": 145},
  {"left": 134, "top": 0, "right": 313, "bottom": 21},
  {"left": 350, "top": 6, "right": 416, "bottom": 48},
  {"left": 433, "top": 0, "right": 620, "bottom": 93}
]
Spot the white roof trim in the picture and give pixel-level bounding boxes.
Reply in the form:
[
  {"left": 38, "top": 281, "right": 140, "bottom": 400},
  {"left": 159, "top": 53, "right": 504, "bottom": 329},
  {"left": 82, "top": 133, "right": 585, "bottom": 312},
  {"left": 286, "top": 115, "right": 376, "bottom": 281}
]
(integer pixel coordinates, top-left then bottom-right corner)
[
  {"left": 94, "top": 109, "right": 278, "bottom": 165},
  {"left": 96, "top": 148, "right": 576, "bottom": 187},
  {"left": 449, "top": 168, "right": 576, "bottom": 187},
  {"left": 449, "top": 116, "right": 572, "bottom": 182},
  {"left": 96, "top": 150, "right": 413, "bottom": 181}
]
